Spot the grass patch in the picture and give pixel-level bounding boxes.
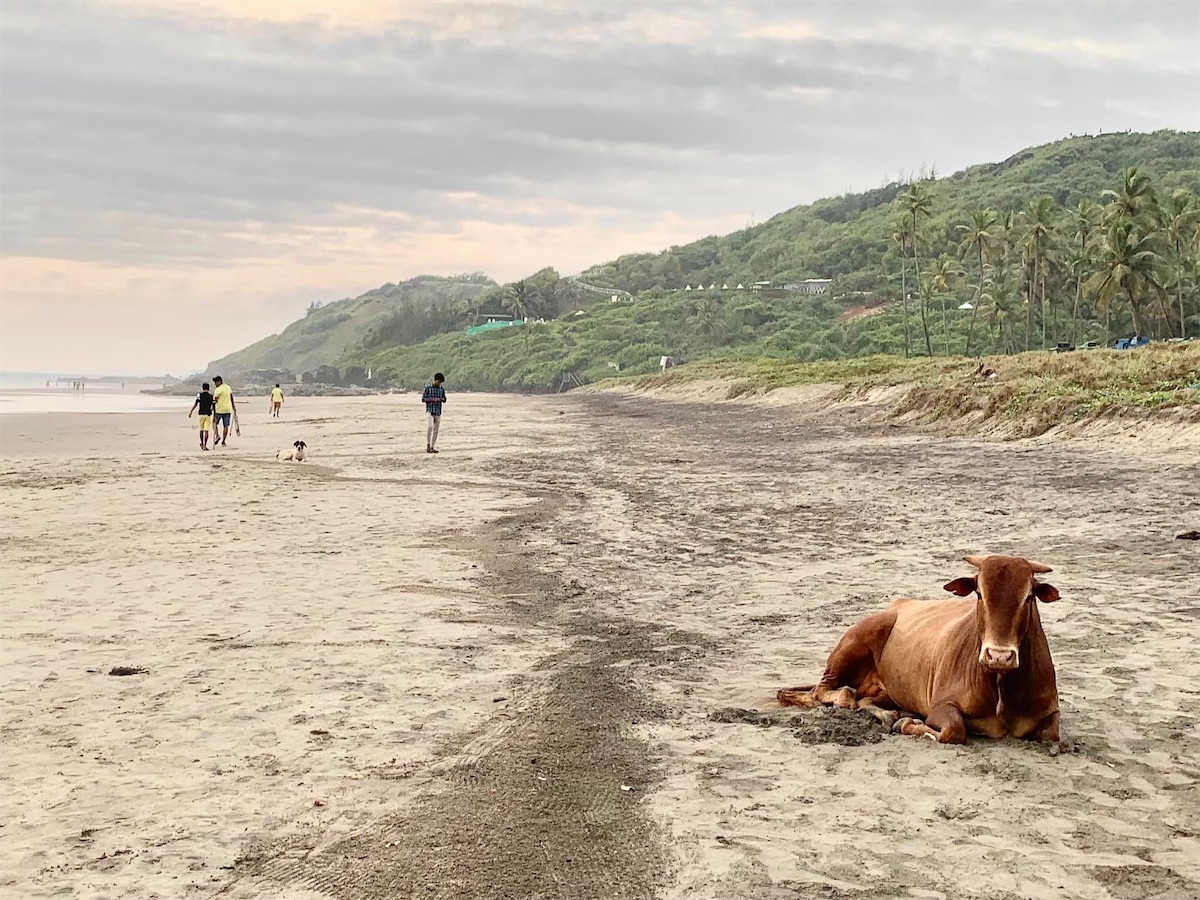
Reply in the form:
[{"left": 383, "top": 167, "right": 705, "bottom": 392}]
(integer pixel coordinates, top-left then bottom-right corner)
[{"left": 603, "top": 344, "right": 1200, "bottom": 437}]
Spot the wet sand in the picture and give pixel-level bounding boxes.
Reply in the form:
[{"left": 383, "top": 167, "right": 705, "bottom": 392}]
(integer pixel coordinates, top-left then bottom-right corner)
[{"left": 1, "top": 392, "right": 1198, "bottom": 899}]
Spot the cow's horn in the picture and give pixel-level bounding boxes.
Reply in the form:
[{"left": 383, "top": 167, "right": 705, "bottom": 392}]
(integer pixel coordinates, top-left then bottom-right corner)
[
  {"left": 963, "top": 554, "right": 988, "bottom": 568},
  {"left": 1027, "top": 560, "right": 1053, "bottom": 574}
]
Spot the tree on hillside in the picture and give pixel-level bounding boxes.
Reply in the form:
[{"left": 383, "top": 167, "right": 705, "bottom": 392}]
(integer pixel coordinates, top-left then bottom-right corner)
[
  {"left": 1102, "top": 166, "right": 1160, "bottom": 227},
  {"left": 1086, "top": 219, "right": 1167, "bottom": 339},
  {"left": 1187, "top": 230, "right": 1200, "bottom": 336},
  {"left": 1163, "top": 189, "right": 1200, "bottom": 337},
  {"left": 957, "top": 208, "right": 999, "bottom": 356},
  {"left": 1021, "top": 197, "right": 1058, "bottom": 351},
  {"left": 1067, "top": 200, "right": 1102, "bottom": 343},
  {"left": 981, "top": 262, "right": 1020, "bottom": 354},
  {"left": 892, "top": 220, "right": 914, "bottom": 357},
  {"left": 899, "top": 187, "right": 934, "bottom": 354},
  {"left": 524, "top": 268, "right": 566, "bottom": 319},
  {"left": 504, "top": 280, "right": 530, "bottom": 322},
  {"left": 503, "top": 280, "right": 533, "bottom": 349},
  {"left": 926, "top": 254, "right": 964, "bottom": 355},
  {"left": 914, "top": 271, "right": 936, "bottom": 357},
  {"left": 689, "top": 297, "right": 726, "bottom": 348}
]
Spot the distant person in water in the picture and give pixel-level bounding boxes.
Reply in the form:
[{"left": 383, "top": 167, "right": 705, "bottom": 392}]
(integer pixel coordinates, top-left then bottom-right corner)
[
  {"left": 422, "top": 373, "right": 446, "bottom": 453},
  {"left": 270, "top": 383, "right": 284, "bottom": 418},
  {"left": 211, "top": 376, "right": 236, "bottom": 446},
  {"left": 189, "top": 382, "right": 215, "bottom": 450}
]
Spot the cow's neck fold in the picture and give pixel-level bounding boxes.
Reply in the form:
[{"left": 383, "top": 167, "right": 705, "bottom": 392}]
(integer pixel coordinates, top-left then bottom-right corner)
[{"left": 996, "top": 601, "right": 1056, "bottom": 722}]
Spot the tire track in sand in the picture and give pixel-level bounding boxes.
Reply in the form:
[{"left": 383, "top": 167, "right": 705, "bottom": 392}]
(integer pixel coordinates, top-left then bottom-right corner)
[{"left": 231, "top": 494, "right": 693, "bottom": 899}]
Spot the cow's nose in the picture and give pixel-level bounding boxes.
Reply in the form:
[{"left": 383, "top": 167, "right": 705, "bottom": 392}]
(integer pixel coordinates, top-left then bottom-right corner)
[{"left": 983, "top": 647, "right": 1018, "bottom": 669}]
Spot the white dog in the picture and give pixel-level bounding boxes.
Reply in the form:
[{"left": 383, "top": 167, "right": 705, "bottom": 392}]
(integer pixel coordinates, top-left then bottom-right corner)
[{"left": 277, "top": 440, "right": 307, "bottom": 462}]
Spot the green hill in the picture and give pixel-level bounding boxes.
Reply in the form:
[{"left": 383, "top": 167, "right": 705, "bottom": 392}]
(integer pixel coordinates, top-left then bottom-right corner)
[
  {"left": 206, "top": 274, "right": 496, "bottom": 377},
  {"left": 209, "top": 130, "right": 1200, "bottom": 389},
  {"left": 574, "top": 130, "right": 1200, "bottom": 294}
]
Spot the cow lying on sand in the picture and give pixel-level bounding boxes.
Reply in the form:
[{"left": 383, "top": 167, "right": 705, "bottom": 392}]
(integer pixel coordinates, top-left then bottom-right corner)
[{"left": 778, "top": 555, "right": 1061, "bottom": 744}]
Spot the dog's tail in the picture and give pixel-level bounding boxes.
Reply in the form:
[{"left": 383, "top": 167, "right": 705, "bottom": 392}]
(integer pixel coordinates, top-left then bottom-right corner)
[{"left": 276, "top": 450, "right": 284, "bottom": 459}]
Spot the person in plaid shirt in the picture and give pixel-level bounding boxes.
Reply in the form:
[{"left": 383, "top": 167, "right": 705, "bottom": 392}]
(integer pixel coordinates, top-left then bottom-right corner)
[{"left": 422, "top": 373, "right": 446, "bottom": 453}]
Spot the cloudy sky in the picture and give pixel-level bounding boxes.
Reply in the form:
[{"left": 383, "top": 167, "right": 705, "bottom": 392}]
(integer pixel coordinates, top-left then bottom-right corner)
[{"left": 1, "top": 0, "right": 1197, "bottom": 374}]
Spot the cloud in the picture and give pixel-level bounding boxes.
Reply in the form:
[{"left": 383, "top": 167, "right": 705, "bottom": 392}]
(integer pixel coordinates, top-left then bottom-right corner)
[{"left": 0, "top": 0, "right": 1197, "bottom": 372}]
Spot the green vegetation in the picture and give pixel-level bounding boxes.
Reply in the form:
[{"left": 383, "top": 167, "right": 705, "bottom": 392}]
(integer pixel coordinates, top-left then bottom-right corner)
[
  {"left": 207, "top": 274, "right": 496, "bottom": 376},
  {"left": 613, "top": 344, "right": 1200, "bottom": 438},
  {"left": 210, "top": 131, "right": 1200, "bottom": 392},
  {"left": 350, "top": 289, "right": 919, "bottom": 390},
  {"left": 578, "top": 130, "right": 1200, "bottom": 302}
]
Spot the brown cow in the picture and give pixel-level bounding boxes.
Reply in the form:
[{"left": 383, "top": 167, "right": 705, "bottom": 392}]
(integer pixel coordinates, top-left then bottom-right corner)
[{"left": 777, "top": 554, "right": 1061, "bottom": 744}]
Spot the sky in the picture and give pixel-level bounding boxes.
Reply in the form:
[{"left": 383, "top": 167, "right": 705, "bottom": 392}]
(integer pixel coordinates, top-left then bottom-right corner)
[{"left": 1, "top": 0, "right": 1198, "bottom": 375}]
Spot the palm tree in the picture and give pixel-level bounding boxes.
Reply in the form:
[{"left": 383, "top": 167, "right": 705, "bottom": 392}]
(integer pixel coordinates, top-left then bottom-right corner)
[
  {"left": 689, "top": 297, "right": 725, "bottom": 347},
  {"left": 981, "top": 262, "right": 1019, "bottom": 354},
  {"left": 504, "top": 280, "right": 532, "bottom": 349},
  {"left": 1068, "top": 200, "right": 1101, "bottom": 343},
  {"left": 1187, "top": 230, "right": 1200, "bottom": 337},
  {"left": 900, "top": 184, "right": 933, "bottom": 270},
  {"left": 1162, "top": 189, "right": 1199, "bottom": 338},
  {"left": 1021, "top": 197, "right": 1058, "bottom": 351},
  {"left": 926, "top": 254, "right": 963, "bottom": 355},
  {"left": 1085, "top": 219, "right": 1167, "bottom": 339},
  {"left": 899, "top": 184, "right": 933, "bottom": 355},
  {"left": 957, "top": 208, "right": 999, "bottom": 356},
  {"left": 997, "top": 210, "right": 1018, "bottom": 255},
  {"left": 892, "top": 220, "right": 914, "bottom": 357},
  {"left": 1102, "top": 166, "right": 1160, "bottom": 227},
  {"left": 504, "top": 280, "right": 529, "bottom": 321}
]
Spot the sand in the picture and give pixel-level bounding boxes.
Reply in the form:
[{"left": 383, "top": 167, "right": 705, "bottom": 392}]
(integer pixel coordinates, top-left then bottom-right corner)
[{"left": 1, "top": 391, "right": 1198, "bottom": 899}]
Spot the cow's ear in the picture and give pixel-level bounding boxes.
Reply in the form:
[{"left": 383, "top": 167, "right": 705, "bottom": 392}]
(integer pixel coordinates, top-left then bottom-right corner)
[
  {"left": 944, "top": 577, "right": 978, "bottom": 597},
  {"left": 1033, "top": 581, "right": 1060, "bottom": 603}
]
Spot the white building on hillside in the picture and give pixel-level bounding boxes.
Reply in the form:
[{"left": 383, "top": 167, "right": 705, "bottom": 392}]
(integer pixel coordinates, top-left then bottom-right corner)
[{"left": 781, "top": 279, "right": 833, "bottom": 295}]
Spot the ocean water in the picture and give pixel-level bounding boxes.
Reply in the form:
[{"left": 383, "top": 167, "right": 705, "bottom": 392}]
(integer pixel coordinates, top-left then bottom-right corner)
[{"left": 0, "top": 374, "right": 183, "bottom": 415}]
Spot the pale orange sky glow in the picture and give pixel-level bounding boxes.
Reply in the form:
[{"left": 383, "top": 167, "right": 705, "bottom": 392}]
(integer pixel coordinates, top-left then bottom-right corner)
[
  {"left": 1, "top": 211, "right": 741, "bottom": 374},
  {"left": 1, "top": 0, "right": 1196, "bottom": 374}
]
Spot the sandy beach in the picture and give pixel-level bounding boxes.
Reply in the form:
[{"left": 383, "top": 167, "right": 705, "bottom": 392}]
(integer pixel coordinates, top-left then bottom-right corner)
[{"left": 2, "top": 391, "right": 1198, "bottom": 900}]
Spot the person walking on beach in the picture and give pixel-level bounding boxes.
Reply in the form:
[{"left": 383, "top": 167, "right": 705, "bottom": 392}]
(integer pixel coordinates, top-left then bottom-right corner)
[
  {"left": 422, "top": 372, "right": 446, "bottom": 453},
  {"left": 211, "top": 375, "right": 237, "bottom": 447},
  {"left": 188, "top": 382, "right": 215, "bottom": 450},
  {"left": 270, "top": 383, "right": 284, "bottom": 418}
]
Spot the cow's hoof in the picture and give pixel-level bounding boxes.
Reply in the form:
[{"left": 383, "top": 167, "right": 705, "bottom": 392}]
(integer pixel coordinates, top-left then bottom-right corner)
[{"left": 874, "top": 710, "right": 899, "bottom": 728}]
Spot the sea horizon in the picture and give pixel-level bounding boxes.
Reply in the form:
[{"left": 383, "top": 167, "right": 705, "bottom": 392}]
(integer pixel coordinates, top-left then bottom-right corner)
[
  {"left": 0, "top": 375, "right": 185, "bottom": 415},
  {"left": 0, "top": 370, "right": 186, "bottom": 384}
]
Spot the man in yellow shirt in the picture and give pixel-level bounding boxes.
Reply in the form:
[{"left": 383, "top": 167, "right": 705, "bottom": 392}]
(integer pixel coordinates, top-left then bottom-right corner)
[
  {"left": 211, "top": 375, "right": 237, "bottom": 446},
  {"left": 270, "top": 383, "right": 284, "bottom": 418}
]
